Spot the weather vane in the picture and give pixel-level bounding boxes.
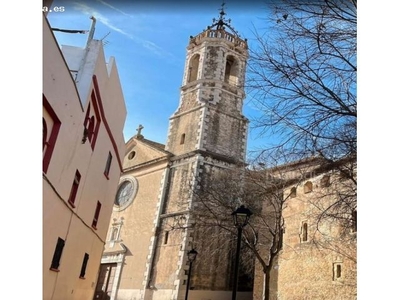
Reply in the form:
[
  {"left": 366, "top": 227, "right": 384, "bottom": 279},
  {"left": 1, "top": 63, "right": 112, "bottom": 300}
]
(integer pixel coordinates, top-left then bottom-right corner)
[{"left": 208, "top": 0, "right": 240, "bottom": 37}]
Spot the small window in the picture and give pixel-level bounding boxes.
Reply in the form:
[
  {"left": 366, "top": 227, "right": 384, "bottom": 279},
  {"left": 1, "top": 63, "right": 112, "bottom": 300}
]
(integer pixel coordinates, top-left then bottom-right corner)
[
  {"left": 333, "top": 263, "right": 342, "bottom": 280},
  {"left": 321, "top": 175, "right": 330, "bottom": 187},
  {"left": 104, "top": 152, "right": 112, "bottom": 178},
  {"left": 128, "top": 151, "right": 136, "bottom": 160},
  {"left": 82, "top": 91, "right": 101, "bottom": 150},
  {"left": 92, "top": 201, "right": 102, "bottom": 229},
  {"left": 79, "top": 253, "right": 89, "bottom": 279},
  {"left": 87, "top": 116, "right": 95, "bottom": 143},
  {"left": 180, "top": 133, "right": 186, "bottom": 145},
  {"left": 301, "top": 222, "right": 308, "bottom": 242},
  {"left": 164, "top": 231, "right": 169, "bottom": 245},
  {"left": 290, "top": 187, "right": 297, "bottom": 198},
  {"left": 110, "top": 227, "right": 118, "bottom": 241},
  {"left": 50, "top": 237, "right": 65, "bottom": 271},
  {"left": 83, "top": 104, "right": 92, "bottom": 143},
  {"left": 68, "top": 170, "right": 81, "bottom": 207},
  {"left": 304, "top": 181, "right": 313, "bottom": 193}
]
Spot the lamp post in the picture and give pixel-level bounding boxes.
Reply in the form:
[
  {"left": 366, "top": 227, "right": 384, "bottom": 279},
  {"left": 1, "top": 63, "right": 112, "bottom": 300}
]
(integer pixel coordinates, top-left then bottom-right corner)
[
  {"left": 231, "top": 205, "right": 252, "bottom": 300},
  {"left": 184, "top": 248, "right": 198, "bottom": 300}
]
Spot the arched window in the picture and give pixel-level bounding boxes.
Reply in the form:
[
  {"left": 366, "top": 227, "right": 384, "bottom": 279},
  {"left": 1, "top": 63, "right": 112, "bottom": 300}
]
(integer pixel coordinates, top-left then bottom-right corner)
[
  {"left": 304, "top": 181, "right": 313, "bottom": 193},
  {"left": 187, "top": 54, "right": 200, "bottom": 83},
  {"left": 290, "top": 187, "right": 297, "bottom": 198},
  {"left": 301, "top": 222, "right": 308, "bottom": 242},
  {"left": 224, "top": 55, "right": 239, "bottom": 85}
]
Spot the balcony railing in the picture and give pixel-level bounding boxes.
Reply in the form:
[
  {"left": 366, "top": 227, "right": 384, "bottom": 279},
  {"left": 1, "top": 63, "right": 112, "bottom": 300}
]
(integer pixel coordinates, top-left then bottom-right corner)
[{"left": 190, "top": 29, "right": 248, "bottom": 50}]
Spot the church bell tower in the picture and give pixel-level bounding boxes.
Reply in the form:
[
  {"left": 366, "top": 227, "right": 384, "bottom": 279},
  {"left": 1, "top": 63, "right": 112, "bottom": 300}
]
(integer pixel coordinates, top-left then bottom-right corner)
[
  {"left": 144, "top": 5, "right": 250, "bottom": 300},
  {"left": 165, "top": 6, "right": 248, "bottom": 160}
]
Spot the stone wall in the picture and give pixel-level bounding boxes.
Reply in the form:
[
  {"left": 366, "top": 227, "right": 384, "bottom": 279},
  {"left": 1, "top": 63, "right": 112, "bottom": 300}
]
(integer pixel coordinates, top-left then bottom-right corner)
[{"left": 253, "top": 165, "right": 357, "bottom": 300}]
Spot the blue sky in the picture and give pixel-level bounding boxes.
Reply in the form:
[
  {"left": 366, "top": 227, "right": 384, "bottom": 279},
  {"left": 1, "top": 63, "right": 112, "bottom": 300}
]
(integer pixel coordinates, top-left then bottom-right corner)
[
  {"left": 46, "top": 0, "right": 274, "bottom": 155},
  {"left": 2, "top": 1, "right": 399, "bottom": 296}
]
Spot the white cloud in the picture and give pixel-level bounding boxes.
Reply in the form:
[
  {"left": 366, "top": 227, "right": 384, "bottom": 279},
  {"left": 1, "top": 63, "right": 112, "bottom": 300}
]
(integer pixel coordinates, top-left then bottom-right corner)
[
  {"left": 72, "top": 3, "right": 132, "bottom": 37},
  {"left": 95, "top": 0, "right": 132, "bottom": 17},
  {"left": 72, "top": 2, "right": 174, "bottom": 59}
]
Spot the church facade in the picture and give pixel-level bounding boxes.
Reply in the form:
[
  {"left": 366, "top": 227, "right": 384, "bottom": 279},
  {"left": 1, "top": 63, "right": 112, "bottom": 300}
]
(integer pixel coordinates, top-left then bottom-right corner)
[
  {"left": 96, "top": 8, "right": 252, "bottom": 300},
  {"left": 95, "top": 7, "right": 357, "bottom": 300}
]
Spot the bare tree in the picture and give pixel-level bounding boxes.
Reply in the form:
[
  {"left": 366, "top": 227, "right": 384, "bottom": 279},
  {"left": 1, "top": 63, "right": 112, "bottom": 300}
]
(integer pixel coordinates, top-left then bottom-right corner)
[
  {"left": 256, "top": 157, "right": 356, "bottom": 299},
  {"left": 189, "top": 167, "right": 289, "bottom": 300},
  {"left": 274, "top": 159, "right": 357, "bottom": 298},
  {"left": 246, "top": 0, "right": 357, "bottom": 264},
  {"left": 247, "top": 0, "right": 357, "bottom": 164},
  {"left": 188, "top": 156, "right": 356, "bottom": 299}
]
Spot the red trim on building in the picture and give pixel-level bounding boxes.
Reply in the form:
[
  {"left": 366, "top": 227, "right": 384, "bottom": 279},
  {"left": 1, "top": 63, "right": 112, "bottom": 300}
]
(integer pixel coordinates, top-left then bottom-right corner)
[
  {"left": 89, "top": 90, "right": 101, "bottom": 150},
  {"left": 43, "top": 94, "right": 61, "bottom": 173},
  {"left": 92, "top": 75, "right": 123, "bottom": 172}
]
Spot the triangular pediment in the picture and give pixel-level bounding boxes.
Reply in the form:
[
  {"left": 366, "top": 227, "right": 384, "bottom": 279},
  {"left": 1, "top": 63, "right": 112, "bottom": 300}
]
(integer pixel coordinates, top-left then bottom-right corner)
[{"left": 123, "top": 136, "right": 172, "bottom": 169}]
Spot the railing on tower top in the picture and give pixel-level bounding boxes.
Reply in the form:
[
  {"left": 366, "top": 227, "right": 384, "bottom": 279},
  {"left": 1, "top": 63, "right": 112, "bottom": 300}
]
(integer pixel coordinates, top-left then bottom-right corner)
[{"left": 189, "top": 29, "right": 248, "bottom": 49}]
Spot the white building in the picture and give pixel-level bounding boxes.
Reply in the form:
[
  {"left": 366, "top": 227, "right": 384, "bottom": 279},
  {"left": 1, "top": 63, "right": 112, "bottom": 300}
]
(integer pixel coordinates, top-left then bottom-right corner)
[{"left": 43, "top": 12, "right": 127, "bottom": 300}]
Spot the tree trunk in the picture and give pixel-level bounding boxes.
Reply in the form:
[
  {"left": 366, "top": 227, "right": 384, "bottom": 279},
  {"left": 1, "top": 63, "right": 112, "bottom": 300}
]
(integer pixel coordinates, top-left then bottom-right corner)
[{"left": 263, "top": 265, "right": 272, "bottom": 300}]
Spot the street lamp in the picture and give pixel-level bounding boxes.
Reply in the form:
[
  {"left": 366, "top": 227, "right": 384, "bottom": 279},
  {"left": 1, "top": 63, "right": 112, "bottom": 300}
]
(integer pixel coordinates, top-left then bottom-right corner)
[
  {"left": 185, "top": 248, "right": 198, "bottom": 300},
  {"left": 231, "top": 205, "right": 252, "bottom": 300}
]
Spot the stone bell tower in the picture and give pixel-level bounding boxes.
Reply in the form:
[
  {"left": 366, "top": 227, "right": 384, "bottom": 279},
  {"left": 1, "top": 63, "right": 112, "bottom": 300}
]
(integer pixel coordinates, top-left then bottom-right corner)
[
  {"left": 165, "top": 8, "right": 248, "bottom": 160},
  {"left": 144, "top": 5, "right": 250, "bottom": 300}
]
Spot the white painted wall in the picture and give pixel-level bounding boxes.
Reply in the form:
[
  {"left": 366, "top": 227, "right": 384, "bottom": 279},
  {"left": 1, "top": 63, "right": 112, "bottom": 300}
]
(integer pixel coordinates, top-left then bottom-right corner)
[{"left": 43, "top": 13, "right": 127, "bottom": 300}]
